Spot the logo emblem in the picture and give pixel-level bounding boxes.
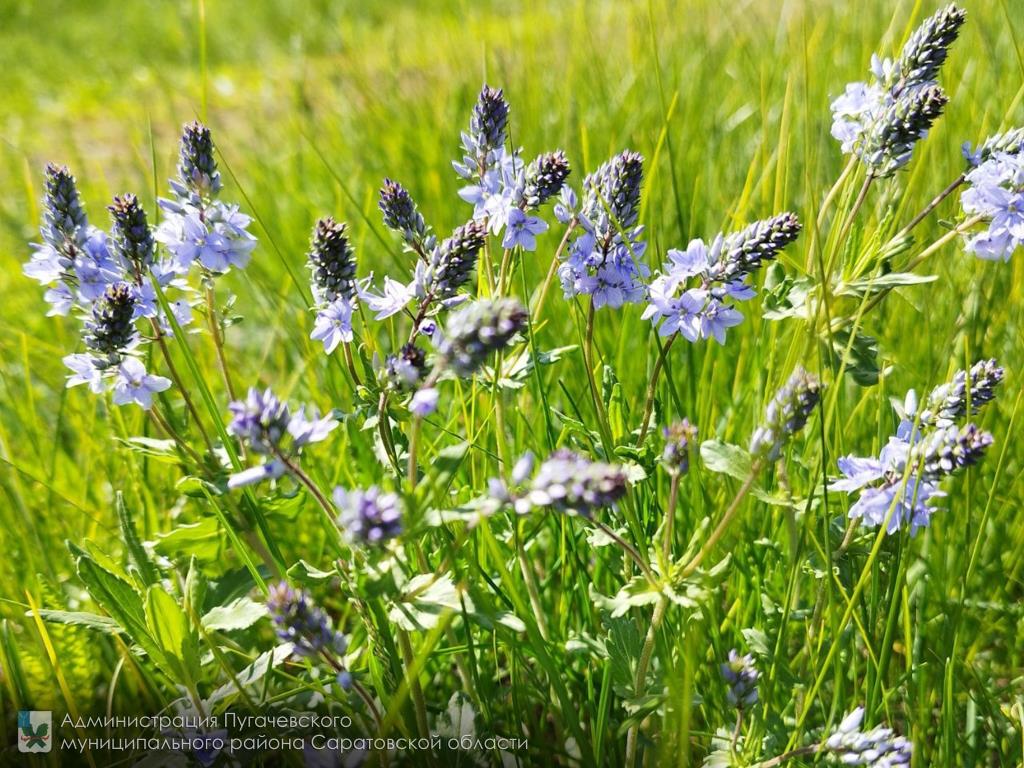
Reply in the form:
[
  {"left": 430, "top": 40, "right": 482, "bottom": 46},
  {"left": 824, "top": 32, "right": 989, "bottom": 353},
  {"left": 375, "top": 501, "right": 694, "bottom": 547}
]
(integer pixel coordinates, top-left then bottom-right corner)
[{"left": 17, "top": 710, "right": 52, "bottom": 753}]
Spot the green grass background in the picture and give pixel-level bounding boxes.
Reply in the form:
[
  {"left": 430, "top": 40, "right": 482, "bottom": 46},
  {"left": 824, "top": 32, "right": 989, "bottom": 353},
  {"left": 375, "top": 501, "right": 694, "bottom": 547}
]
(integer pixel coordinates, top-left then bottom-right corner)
[{"left": 0, "top": 0, "right": 1023, "bottom": 764}]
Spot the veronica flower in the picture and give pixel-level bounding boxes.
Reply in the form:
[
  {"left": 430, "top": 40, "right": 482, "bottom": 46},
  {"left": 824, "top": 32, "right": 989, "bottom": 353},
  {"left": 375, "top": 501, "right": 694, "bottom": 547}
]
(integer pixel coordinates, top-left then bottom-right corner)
[
  {"left": 111, "top": 357, "right": 171, "bottom": 409},
  {"left": 824, "top": 708, "right": 912, "bottom": 766},
  {"left": 307, "top": 217, "right": 357, "bottom": 305},
  {"left": 156, "top": 123, "right": 257, "bottom": 275},
  {"left": 833, "top": 387, "right": 993, "bottom": 534},
  {"left": 227, "top": 388, "right": 337, "bottom": 488},
  {"left": 830, "top": 4, "right": 963, "bottom": 176},
  {"left": 511, "top": 450, "right": 629, "bottom": 517},
  {"left": 334, "top": 486, "right": 404, "bottom": 545},
  {"left": 749, "top": 367, "right": 822, "bottom": 462},
  {"left": 266, "top": 582, "right": 348, "bottom": 659},
  {"left": 502, "top": 208, "right": 548, "bottom": 250},
  {"left": 409, "top": 387, "right": 439, "bottom": 417},
  {"left": 522, "top": 150, "right": 571, "bottom": 209},
  {"left": 63, "top": 353, "right": 106, "bottom": 393},
  {"left": 644, "top": 213, "right": 800, "bottom": 345},
  {"left": 437, "top": 298, "right": 527, "bottom": 377},
  {"left": 358, "top": 275, "right": 416, "bottom": 320},
  {"left": 960, "top": 150, "right": 1024, "bottom": 261},
  {"left": 962, "top": 126, "right": 1024, "bottom": 167},
  {"left": 427, "top": 220, "right": 487, "bottom": 299},
  {"left": 833, "top": 437, "right": 941, "bottom": 534},
  {"left": 661, "top": 420, "right": 698, "bottom": 475},
  {"left": 385, "top": 343, "right": 428, "bottom": 391},
  {"left": 720, "top": 650, "right": 758, "bottom": 709},
  {"left": 311, "top": 298, "right": 355, "bottom": 354}
]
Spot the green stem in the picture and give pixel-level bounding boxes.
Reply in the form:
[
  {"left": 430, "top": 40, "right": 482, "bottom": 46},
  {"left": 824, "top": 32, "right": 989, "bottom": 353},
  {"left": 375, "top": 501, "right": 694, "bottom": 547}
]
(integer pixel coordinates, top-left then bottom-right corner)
[
  {"left": 397, "top": 630, "right": 432, "bottom": 746},
  {"left": 637, "top": 334, "right": 676, "bottom": 447},
  {"left": 204, "top": 281, "right": 237, "bottom": 402},
  {"left": 681, "top": 463, "right": 762, "bottom": 578}
]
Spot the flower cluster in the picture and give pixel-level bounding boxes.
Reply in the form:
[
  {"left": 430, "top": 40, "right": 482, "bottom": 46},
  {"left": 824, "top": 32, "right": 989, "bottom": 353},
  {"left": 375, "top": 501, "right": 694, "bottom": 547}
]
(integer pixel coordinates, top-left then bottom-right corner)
[
  {"left": 226, "top": 387, "right": 337, "bottom": 488},
  {"left": 644, "top": 212, "right": 801, "bottom": 344},
  {"left": 661, "top": 420, "right": 698, "bottom": 475},
  {"left": 918, "top": 358, "right": 1005, "bottom": 427},
  {"left": 824, "top": 708, "right": 912, "bottom": 766},
  {"left": 831, "top": 4, "right": 963, "bottom": 177},
  {"left": 334, "top": 487, "right": 404, "bottom": 546},
  {"left": 379, "top": 178, "right": 432, "bottom": 255},
  {"left": 559, "top": 150, "right": 648, "bottom": 309},
  {"left": 436, "top": 298, "right": 527, "bottom": 377},
  {"left": 833, "top": 362, "right": 1001, "bottom": 534},
  {"left": 266, "top": 582, "right": 348, "bottom": 660},
  {"left": 307, "top": 217, "right": 358, "bottom": 354},
  {"left": 156, "top": 122, "right": 256, "bottom": 274},
  {"left": 720, "top": 649, "right": 758, "bottom": 709},
  {"left": 960, "top": 148, "right": 1024, "bottom": 261},
  {"left": 492, "top": 450, "right": 629, "bottom": 517},
  {"left": 453, "top": 85, "right": 569, "bottom": 248},
  {"left": 24, "top": 163, "right": 193, "bottom": 407},
  {"left": 749, "top": 367, "right": 822, "bottom": 461}
]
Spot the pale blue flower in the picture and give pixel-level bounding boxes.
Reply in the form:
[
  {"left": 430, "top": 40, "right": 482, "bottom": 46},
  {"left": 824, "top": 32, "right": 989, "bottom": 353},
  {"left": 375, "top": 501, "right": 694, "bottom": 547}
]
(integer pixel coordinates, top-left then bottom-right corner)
[
  {"left": 311, "top": 298, "right": 354, "bottom": 354},
  {"left": 410, "top": 387, "right": 439, "bottom": 416},
  {"left": 227, "top": 460, "right": 286, "bottom": 489},
  {"left": 111, "top": 357, "right": 171, "bottom": 409},
  {"left": 287, "top": 406, "right": 338, "bottom": 447},
  {"left": 63, "top": 353, "right": 105, "bottom": 393},
  {"left": 357, "top": 275, "right": 415, "bottom": 320},
  {"left": 502, "top": 208, "right": 548, "bottom": 250},
  {"left": 961, "top": 150, "right": 1024, "bottom": 261}
]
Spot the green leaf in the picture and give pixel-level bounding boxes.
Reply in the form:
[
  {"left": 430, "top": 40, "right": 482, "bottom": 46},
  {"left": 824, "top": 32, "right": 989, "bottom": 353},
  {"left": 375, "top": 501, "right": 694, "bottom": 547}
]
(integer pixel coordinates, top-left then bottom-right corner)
[
  {"left": 115, "top": 436, "right": 182, "bottom": 463},
  {"left": 154, "top": 519, "right": 225, "bottom": 562},
  {"left": 145, "top": 587, "right": 201, "bottom": 683},
  {"left": 208, "top": 644, "right": 294, "bottom": 705},
  {"left": 699, "top": 440, "right": 752, "bottom": 480},
  {"left": 389, "top": 574, "right": 470, "bottom": 631},
  {"left": 837, "top": 271, "right": 937, "bottom": 298},
  {"left": 286, "top": 560, "right": 336, "bottom": 584},
  {"left": 202, "top": 597, "right": 266, "bottom": 632},
  {"left": 34, "top": 610, "right": 122, "bottom": 634},
  {"left": 116, "top": 492, "right": 159, "bottom": 586}
]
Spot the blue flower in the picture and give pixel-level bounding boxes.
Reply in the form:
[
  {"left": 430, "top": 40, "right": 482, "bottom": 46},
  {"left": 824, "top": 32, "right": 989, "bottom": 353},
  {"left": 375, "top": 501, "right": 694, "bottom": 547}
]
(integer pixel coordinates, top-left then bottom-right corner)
[
  {"left": 832, "top": 439, "right": 941, "bottom": 534},
  {"left": 111, "top": 357, "right": 171, "bottom": 409},
  {"left": 227, "top": 388, "right": 336, "bottom": 489},
  {"left": 825, "top": 707, "right": 912, "bottom": 766},
  {"left": 502, "top": 208, "right": 548, "bottom": 250},
  {"left": 63, "top": 353, "right": 105, "bottom": 393},
  {"left": 334, "top": 486, "right": 404, "bottom": 545},
  {"left": 961, "top": 151, "right": 1024, "bottom": 261},
  {"left": 155, "top": 201, "right": 256, "bottom": 273},
  {"left": 358, "top": 275, "right": 415, "bottom": 320},
  {"left": 310, "top": 298, "right": 354, "bottom": 354},
  {"left": 287, "top": 406, "right": 338, "bottom": 448},
  {"left": 410, "top": 387, "right": 439, "bottom": 416}
]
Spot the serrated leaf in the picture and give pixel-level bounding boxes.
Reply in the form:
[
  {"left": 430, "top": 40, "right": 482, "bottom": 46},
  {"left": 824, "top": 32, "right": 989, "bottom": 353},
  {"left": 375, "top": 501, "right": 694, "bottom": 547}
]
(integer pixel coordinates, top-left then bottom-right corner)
[
  {"left": 34, "top": 610, "right": 122, "bottom": 634},
  {"left": 202, "top": 597, "right": 266, "bottom": 632},
  {"left": 389, "top": 574, "right": 470, "bottom": 631},
  {"left": 699, "top": 440, "right": 752, "bottom": 480},
  {"left": 117, "top": 493, "right": 159, "bottom": 586},
  {"left": 208, "top": 643, "right": 294, "bottom": 705},
  {"left": 286, "top": 560, "right": 336, "bottom": 584}
]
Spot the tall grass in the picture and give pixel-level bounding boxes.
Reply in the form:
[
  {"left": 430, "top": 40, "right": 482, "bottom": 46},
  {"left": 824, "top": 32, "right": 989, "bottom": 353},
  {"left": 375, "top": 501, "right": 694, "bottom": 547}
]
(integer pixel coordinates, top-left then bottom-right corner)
[{"left": 0, "top": 0, "right": 1022, "bottom": 765}]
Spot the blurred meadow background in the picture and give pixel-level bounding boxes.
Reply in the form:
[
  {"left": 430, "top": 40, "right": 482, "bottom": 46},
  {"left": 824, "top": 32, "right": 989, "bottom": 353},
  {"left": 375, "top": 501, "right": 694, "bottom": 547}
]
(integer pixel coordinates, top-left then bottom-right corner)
[{"left": 1, "top": 0, "right": 1023, "bottom": 764}]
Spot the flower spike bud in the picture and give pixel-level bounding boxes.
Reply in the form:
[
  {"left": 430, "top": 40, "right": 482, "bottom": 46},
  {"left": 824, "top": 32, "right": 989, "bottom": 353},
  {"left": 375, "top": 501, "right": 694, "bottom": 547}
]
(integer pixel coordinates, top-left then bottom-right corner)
[
  {"left": 438, "top": 298, "right": 527, "bottom": 376},
  {"left": 42, "top": 163, "right": 89, "bottom": 255},
  {"left": 892, "top": 3, "right": 967, "bottom": 95},
  {"left": 379, "top": 178, "right": 430, "bottom": 250},
  {"left": 108, "top": 194, "right": 156, "bottom": 273},
  {"left": 307, "top": 217, "right": 357, "bottom": 304},
  {"left": 750, "top": 367, "right": 822, "bottom": 461},
  {"left": 84, "top": 282, "right": 137, "bottom": 358},
  {"left": 177, "top": 121, "right": 222, "bottom": 199},
  {"left": 523, "top": 151, "right": 571, "bottom": 209},
  {"left": 861, "top": 85, "right": 948, "bottom": 177}
]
